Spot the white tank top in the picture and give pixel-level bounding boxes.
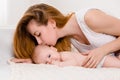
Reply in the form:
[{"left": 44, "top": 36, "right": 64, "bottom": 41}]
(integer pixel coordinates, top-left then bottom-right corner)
[{"left": 71, "top": 8, "right": 116, "bottom": 53}]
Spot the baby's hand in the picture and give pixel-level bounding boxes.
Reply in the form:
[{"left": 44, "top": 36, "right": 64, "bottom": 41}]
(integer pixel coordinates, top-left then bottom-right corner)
[{"left": 51, "top": 61, "right": 61, "bottom": 66}]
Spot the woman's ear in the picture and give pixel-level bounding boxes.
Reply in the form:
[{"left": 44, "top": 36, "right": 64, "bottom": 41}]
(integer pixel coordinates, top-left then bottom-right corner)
[
  {"left": 49, "top": 19, "right": 56, "bottom": 24},
  {"left": 48, "top": 19, "right": 56, "bottom": 29}
]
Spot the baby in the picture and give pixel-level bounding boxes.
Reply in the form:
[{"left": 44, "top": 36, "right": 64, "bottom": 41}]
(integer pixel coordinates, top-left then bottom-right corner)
[{"left": 32, "top": 45, "right": 120, "bottom": 68}]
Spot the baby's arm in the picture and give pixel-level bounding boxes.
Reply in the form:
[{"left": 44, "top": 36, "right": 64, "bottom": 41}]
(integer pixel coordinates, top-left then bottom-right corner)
[
  {"left": 51, "top": 51, "right": 87, "bottom": 67},
  {"left": 52, "top": 60, "right": 78, "bottom": 67}
]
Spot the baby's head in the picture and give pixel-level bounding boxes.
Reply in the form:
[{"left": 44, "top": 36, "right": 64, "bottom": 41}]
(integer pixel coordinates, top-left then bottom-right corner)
[{"left": 32, "top": 45, "right": 61, "bottom": 64}]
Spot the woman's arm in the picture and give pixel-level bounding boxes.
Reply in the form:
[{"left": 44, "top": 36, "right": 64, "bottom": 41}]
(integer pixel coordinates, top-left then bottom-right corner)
[
  {"left": 82, "top": 9, "right": 120, "bottom": 68},
  {"left": 85, "top": 9, "right": 120, "bottom": 36}
]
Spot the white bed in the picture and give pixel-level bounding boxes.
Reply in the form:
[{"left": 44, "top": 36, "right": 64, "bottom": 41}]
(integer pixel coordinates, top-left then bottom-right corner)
[{"left": 0, "top": 28, "right": 120, "bottom": 80}]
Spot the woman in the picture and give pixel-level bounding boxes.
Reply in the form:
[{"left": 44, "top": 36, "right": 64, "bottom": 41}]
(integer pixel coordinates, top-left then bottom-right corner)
[{"left": 12, "top": 3, "right": 120, "bottom": 68}]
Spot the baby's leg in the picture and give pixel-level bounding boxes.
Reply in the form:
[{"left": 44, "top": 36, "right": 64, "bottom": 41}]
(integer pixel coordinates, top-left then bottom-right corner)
[{"left": 102, "top": 55, "right": 120, "bottom": 68}]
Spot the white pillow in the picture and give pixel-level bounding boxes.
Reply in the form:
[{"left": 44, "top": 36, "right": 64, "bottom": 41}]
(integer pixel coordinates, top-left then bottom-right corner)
[{"left": 0, "top": 28, "right": 14, "bottom": 65}]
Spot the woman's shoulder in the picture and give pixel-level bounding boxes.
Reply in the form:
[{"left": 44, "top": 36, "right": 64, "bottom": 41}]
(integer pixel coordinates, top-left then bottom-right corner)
[
  {"left": 75, "top": 7, "right": 103, "bottom": 17},
  {"left": 74, "top": 7, "right": 100, "bottom": 22}
]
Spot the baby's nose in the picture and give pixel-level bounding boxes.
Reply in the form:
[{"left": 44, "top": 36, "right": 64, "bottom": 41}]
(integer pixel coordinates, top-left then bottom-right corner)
[{"left": 47, "top": 59, "right": 52, "bottom": 64}]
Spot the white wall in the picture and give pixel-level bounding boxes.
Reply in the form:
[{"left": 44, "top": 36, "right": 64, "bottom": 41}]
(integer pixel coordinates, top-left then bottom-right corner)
[
  {"left": 1, "top": 0, "right": 120, "bottom": 28},
  {"left": 6, "top": 0, "right": 31, "bottom": 27},
  {"left": 43, "top": 0, "right": 120, "bottom": 17},
  {"left": 0, "top": 0, "right": 7, "bottom": 26}
]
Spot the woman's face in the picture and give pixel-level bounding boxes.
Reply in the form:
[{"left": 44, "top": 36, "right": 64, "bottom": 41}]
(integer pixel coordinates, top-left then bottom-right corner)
[{"left": 27, "top": 19, "right": 58, "bottom": 46}]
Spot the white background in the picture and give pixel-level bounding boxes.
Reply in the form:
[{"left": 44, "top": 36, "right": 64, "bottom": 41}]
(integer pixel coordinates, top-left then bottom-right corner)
[{"left": 0, "top": 0, "right": 120, "bottom": 28}]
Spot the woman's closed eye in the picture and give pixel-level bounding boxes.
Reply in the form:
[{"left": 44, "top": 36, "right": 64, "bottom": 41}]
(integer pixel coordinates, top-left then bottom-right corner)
[
  {"left": 34, "top": 32, "right": 41, "bottom": 37},
  {"left": 37, "top": 33, "right": 41, "bottom": 37}
]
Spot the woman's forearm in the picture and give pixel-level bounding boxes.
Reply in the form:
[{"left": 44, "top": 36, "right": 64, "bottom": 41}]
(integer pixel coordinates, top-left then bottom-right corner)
[{"left": 99, "top": 36, "right": 120, "bottom": 55}]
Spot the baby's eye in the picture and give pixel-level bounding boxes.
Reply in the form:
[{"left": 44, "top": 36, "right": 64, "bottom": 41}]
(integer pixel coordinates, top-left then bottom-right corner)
[{"left": 48, "top": 54, "right": 51, "bottom": 58}]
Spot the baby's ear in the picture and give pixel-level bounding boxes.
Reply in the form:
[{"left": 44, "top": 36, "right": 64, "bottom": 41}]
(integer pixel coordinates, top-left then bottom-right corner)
[{"left": 50, "top": 46, "right": 57, "bottom": 51}]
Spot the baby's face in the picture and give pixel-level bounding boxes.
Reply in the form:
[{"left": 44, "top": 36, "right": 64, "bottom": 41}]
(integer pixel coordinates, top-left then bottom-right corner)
[{"left": 34, "top": 45, "right": 61, "bottom": 64}]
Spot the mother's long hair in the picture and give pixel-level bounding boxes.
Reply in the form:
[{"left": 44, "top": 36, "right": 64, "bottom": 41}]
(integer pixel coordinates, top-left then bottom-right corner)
[{"left": 13, "top": 3, "right": 72, "bottom": 58}]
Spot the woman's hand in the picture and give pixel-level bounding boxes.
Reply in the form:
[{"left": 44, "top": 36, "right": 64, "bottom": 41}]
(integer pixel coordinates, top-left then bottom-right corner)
[
  {"left": 10, "top": 58, "right": 33, "bottom": 63},
  {"left": 82, "top": 48, "right": 106, "bottom": 68}
]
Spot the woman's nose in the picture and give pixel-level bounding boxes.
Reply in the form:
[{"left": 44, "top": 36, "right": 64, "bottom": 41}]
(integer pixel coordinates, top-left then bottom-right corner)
[{"left": 36, "top": 38, "right": 42, "bottom": 45}]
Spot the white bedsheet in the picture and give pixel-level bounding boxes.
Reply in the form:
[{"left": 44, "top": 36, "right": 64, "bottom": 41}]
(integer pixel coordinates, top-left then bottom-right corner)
[
  {"left": 0, "top": 64, "right": 11, "bottom": 80},
  {"left": 10, "top": 63, "right": 120, "bottom": 80}
]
